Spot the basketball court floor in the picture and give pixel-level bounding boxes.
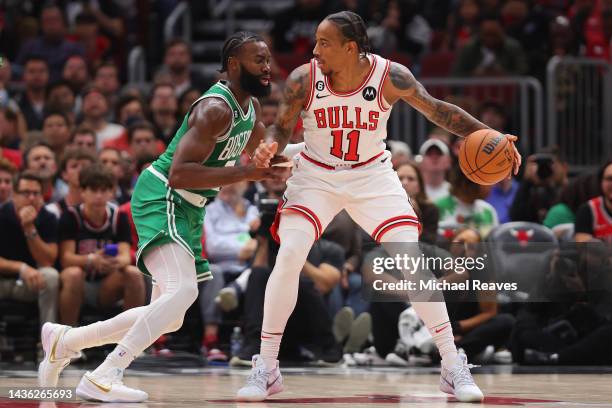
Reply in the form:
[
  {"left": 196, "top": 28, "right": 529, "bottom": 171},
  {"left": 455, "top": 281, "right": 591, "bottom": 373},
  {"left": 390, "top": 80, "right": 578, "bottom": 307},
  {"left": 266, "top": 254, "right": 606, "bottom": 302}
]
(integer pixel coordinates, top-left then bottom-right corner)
[{"left": 1, "top": 365, "right": 612, "bottom": 407}]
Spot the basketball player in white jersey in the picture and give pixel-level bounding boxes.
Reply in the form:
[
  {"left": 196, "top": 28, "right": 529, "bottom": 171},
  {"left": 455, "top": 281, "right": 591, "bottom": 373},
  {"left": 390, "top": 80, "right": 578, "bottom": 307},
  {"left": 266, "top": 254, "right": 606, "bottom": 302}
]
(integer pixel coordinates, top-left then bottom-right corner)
[{"left": 237, "top": 11, "right": 521, "bottom": 403}]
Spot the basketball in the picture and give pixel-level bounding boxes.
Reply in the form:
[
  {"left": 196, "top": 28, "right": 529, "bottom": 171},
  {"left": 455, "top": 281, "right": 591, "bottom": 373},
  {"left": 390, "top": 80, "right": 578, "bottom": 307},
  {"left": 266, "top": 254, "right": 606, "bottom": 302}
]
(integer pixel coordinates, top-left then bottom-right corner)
[{"left": 458, "top": 129, "right": 514, "bottom": 185}]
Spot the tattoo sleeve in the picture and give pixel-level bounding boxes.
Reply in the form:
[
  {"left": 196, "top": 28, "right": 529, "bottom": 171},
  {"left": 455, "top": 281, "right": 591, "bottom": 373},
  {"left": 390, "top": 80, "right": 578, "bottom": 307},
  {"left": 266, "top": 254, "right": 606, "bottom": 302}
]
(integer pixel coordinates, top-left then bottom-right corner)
[
  {"left": 267, "top": 65, "right": 310, "bottom": 151},
  {"left": 390, "top": 62, "right": 488, "bottom": 138}
]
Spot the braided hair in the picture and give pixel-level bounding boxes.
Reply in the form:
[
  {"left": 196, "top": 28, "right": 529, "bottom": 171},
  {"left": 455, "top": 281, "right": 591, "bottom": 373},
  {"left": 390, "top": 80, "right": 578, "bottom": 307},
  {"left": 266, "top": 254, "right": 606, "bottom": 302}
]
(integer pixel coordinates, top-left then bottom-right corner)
[
  {"left": 219, "top": 31, "right": 264, "bottom": 73},
  {"left": 324, "top": 11, "right": 371, "bottom": 56}
]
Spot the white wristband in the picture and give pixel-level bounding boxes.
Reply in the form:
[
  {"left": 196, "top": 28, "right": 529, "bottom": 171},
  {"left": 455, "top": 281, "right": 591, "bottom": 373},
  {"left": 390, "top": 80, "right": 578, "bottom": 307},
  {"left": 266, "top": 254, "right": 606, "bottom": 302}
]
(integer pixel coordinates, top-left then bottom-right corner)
[{"left": 281, "top": 142, "right": 305, "bottom": 158}]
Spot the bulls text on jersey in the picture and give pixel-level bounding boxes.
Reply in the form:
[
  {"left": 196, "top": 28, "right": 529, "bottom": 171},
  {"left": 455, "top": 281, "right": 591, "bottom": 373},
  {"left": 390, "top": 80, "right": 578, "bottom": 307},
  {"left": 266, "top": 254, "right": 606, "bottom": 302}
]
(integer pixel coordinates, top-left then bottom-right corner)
[{"left": 312, "top": 106, "right": 379, "bottom": 131}]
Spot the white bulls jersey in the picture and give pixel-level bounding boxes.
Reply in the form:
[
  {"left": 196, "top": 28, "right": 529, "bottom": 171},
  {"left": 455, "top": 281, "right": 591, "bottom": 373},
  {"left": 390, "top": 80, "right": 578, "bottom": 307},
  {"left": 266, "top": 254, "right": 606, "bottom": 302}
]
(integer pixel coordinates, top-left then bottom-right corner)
[{"left": 301, "top": 53, "right": 392, "bottom": 166}]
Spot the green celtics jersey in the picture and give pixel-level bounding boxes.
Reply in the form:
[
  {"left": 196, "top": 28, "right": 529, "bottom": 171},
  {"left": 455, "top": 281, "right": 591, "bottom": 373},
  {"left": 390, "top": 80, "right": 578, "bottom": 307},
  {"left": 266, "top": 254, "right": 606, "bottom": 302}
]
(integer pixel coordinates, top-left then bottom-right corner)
[{"left": 152, "top": 80, "right": 255, "bottom": 198}]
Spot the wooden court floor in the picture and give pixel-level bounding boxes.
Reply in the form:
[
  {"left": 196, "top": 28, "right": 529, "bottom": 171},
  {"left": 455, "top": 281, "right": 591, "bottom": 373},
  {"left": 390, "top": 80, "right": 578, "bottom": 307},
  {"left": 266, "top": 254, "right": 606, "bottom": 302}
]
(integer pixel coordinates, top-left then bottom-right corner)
[{"left": 1, "top": 366, "right": 611, "bottom": 407}]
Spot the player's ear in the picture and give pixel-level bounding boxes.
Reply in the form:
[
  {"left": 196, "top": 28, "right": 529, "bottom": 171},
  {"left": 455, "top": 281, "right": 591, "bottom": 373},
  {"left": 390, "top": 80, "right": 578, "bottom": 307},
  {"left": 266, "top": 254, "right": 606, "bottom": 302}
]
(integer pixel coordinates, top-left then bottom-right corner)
[{"left": 228, "top": 55, "right": 239, "bottom": 72}]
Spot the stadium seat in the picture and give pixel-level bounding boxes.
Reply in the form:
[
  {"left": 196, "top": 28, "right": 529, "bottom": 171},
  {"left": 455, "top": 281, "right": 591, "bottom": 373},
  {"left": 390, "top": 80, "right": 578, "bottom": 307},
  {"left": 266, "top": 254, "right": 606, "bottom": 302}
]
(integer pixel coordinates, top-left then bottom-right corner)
[
  {"left": 486, "top": 222, "right": 558, "bottom": 303},
  {"left": 420, "top": 51, "right": 456, "bottom": 78}
]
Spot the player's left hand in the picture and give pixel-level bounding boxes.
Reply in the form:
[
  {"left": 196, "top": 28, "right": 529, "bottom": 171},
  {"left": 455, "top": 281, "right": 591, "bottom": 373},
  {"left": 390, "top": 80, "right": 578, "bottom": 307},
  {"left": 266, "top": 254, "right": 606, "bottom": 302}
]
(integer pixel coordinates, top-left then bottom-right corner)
[
  {"left": 505, "top": 134, "right": 521, "bottom": 176},
  {"left": 253, "top": 140, "right": 278, "bottom": 167}
]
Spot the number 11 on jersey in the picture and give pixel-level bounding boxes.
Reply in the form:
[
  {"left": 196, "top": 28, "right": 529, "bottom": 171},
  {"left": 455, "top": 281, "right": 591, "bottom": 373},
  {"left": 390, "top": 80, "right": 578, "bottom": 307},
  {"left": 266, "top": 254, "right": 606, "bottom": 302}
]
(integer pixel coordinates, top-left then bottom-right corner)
[{"left": 330, "top": 130, "right": 361, "bottom": 161}]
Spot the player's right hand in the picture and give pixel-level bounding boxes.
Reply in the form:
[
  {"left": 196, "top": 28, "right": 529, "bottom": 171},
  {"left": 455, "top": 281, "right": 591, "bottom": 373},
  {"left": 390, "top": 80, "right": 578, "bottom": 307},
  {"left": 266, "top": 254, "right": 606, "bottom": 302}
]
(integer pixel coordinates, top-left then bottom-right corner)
[{"left": 253, "top": 140, "right": 278, "bottom": 167}]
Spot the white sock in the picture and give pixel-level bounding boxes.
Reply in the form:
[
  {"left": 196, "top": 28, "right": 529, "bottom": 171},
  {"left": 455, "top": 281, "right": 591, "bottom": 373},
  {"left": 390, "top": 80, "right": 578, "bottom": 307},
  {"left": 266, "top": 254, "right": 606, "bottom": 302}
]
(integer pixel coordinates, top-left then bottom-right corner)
[
  {"left": 260, "top": 331, "right": 283, "bottom": 369},
  {"left": 381, "top": 228, "right": 458, "bottom": 370},
  {"left": 92, "top": 344, "right": 134, "bottom": 376},
  {"left": 260, "top": 215, "right": 315, "bottom": 369}
]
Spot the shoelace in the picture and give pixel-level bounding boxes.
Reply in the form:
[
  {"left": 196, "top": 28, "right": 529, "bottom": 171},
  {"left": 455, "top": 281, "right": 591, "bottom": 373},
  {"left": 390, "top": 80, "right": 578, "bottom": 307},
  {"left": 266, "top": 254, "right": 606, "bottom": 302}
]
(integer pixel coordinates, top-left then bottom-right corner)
[
  {"left": 451, "top": 361, "right": 480, "bottom": 387},
  {"left": 246, "top": 366, "right": 268, "bottom": 391}
]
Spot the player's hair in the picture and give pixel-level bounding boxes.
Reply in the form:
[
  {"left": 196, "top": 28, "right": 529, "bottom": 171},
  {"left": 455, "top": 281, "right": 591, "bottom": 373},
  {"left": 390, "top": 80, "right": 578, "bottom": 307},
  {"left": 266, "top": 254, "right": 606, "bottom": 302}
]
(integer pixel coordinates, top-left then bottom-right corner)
[
  {"left": 59, "top": 147, "right": 95, "bottom": 174},
  {"left": 79, "top": 163, "right": 115, "bottom": 190},
  {"left": 219, "top": 31, "right": 264, "bottom": 73},
  {"left": 324, "top": 11, "right": 371, "bottom": 55}
]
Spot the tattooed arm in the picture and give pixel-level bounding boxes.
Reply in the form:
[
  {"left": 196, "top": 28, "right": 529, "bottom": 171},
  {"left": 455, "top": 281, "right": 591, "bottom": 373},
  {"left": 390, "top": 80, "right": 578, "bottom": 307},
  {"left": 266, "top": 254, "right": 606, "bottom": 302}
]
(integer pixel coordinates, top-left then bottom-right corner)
[
  {"left": 384, "top": 62, "right": 488, "bottom": 138},
  {"left": 383, "top": 61, "right": 521, "bottom": 173},
  {"left": 266, "top": 63, "right": 311, "bottom": 152}
]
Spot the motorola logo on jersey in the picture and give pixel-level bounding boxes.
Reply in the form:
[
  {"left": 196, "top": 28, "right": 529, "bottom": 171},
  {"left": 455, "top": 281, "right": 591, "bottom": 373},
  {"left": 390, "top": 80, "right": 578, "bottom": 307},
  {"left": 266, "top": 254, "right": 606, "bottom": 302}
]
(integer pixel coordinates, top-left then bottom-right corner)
[
  {"left": 363, "top": 86, "right": 377, "bottom": 101},
  {"left": 315, "top": 81, "right": 325, "bottom": 91},
  {"left": 313, "top": 106, "right": 379, "bottom": 131}
]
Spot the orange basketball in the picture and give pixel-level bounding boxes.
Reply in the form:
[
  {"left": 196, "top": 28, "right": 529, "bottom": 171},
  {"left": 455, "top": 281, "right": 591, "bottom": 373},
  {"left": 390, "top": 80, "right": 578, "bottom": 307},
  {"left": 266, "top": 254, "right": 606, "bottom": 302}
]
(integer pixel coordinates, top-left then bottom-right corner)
[{"left": 458, "top": 129, "right": 514, "bottom": 185}]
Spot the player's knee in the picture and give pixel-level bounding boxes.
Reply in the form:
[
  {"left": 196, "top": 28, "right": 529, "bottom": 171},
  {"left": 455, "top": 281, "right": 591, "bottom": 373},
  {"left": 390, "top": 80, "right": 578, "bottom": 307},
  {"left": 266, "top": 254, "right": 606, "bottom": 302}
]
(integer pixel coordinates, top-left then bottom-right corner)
[
  {"left": 175, "top": 280, "right": 199, "bottom": 309},
  {"left": 61, "top": 267, "right": 84, "bottom": 286}
]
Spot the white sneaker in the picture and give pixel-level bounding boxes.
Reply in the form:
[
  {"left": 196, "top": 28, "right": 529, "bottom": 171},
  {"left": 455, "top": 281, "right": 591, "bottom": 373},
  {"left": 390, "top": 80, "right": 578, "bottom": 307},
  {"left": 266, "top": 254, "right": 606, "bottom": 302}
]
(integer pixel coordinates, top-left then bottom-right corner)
[
  {"left": 76, "top": 368, "right": 148, "bottom": 402},
  {"left": 38, "top": 323, "right": 81, "bottom": 387},
  {"left": 439, "top": 352, "right": 484, "bottom": 402},
  {"left": 236, "top": 355, "right": 284, "bottom": 401}
]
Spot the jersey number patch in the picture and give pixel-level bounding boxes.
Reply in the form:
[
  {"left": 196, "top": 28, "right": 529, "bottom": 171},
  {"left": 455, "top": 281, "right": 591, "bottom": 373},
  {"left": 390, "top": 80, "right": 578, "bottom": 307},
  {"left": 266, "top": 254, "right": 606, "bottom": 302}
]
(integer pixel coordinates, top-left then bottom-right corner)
[{"left": 330, "top": 130, "right": 361, "bottom": 161}]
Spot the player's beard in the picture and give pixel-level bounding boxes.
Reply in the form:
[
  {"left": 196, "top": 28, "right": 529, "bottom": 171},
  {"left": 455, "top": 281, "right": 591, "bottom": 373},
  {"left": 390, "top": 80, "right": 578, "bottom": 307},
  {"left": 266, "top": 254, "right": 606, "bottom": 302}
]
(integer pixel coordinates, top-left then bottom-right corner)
[{"left": 239, "top": 64, "right": 271, "bottom": 98}]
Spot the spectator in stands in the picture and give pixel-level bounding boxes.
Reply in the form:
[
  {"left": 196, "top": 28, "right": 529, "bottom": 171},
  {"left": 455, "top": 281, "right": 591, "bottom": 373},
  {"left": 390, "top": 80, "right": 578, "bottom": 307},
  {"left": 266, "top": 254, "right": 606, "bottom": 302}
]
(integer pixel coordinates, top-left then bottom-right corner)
[
  {"left": 127, "top": 121, "right": 164, "bottom": 159},
  {"left": 530, "top": 15, "right": 580, "bottom": 83},
  {"left": 574, "top": 161, "right": 612, "bottom": 243},
  {"left": 67, "top": 12, "right": 111, "bottom": 69},
  {"left": 46, "top": 81, "right": 77, "bottom": 125},
  {"left": 444, "top": 227, "right": 515, "bottom": 363},
  {"left": 149, "top": 83, "right": 178, "bottom": 144},
  {"left": 115, "top": 95, "right": 146, "bottom": 128},
  {"left": 22, "top": 142, "right": 58, "bottom": 203},
  {"left": 0, "top": 145, "right": 22, "bottom": 169},
  {"left": 0, "top": 55, "right": 19, "bottom": 111},
  {"left": 62, "top": 55, "right": 90, "bottom": 96},
  {"left": 543, "top": 172, "right": 599, "bottom": 239},
  {"left": 510, "top": 145, "right": 568, "bottom": 224},
  {"left": 369, "top": 0, "right": 432, "bottom": 58},
  {"left": 16, "top": 5, "right": 84, "bottom": 81},
  {"left": 70, "top": 126, "right": 97, "bottom": 155},
  {"left": 73, "top": 0, "right": 125, "bottom": 42},
  {"left": 437, "top": 164, "right": 499, "bottom": 238},
  {"left": 98, "top": 147, "right": 130, "bottom": 205},
  {"left": 479, "top": 101, "right": 518, "bottom": 223},
  {"left": 0, "top": 171, "right": 59, "bottom": 325},
  {"left": 501, "top": 0, "right": 550, "bottom": 56},
  {"left": 235, "top": 167, "right": 343, "bottom": 364},
  {"left": 58, "top": 164, "right": 144, "bottom": 325},
  {"left": 512, "top": 249, "right": 612, "bottom": 365},
  {"left": 178, "top": 88, "right": 202, "bottom": 118},
  {"left": 80, "top": 86, "right": 124, "bottom": 149},
  {"left": 270, "top": 0, "right": 327, "bottom": 54},
  {"left": 387, "top": 140, "right": 413, "bottom": 170},
  {"left": 418, "top": 138, "right": 452, "bottom": 202},
  {"left": 0, "top": 106, "right": 25, "bottom": 150},
  {"left": 0, "top": 157, "right": 16, "bottom": 204},
  {"left": 259, "top": 99, "right": 279, "bottom": 127},
  {"left": 159, "top": 39, "right": 211, "bottom": 96},
  {"left": 42, "top": 111, "right": 72, "bottom": 159},
  {"left": 323, "top": 210, "right": 366, "bottom": 317},
  {"left": 200, "top": 180, "right": 260, "bottom": 361},
  {"left": 45, "top": 147, "right": 95, "bottom": 219},
  {"left": 397, "top": 162, "right": 439, "bottom": 245},
  {"left": 445, "top": 0, "right": 482, "bottom": 50},
  {"left": 94, "top": 63, "right": 121, "bottom": 110},
  {"left": 452, "top": 14, "right": 528, "bottom": 77},
  {"left": 16, "top": 56, "right": 49, "bottom": 130}
]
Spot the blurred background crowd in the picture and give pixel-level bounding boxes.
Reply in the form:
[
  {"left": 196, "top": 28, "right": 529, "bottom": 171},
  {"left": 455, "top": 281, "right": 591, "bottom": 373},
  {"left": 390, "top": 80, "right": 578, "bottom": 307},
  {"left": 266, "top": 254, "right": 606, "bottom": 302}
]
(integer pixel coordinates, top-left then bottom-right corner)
[{"left": 0, "top": 0, "right": 611, "bottom": 369}]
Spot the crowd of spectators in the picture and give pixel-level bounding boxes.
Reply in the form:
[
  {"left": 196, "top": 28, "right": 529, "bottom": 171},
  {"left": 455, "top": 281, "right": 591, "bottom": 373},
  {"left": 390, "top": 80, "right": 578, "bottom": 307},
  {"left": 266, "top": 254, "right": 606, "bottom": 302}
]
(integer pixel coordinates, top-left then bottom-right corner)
[{"left": 0, "top": 1, "right": 611, "bottom": 367}]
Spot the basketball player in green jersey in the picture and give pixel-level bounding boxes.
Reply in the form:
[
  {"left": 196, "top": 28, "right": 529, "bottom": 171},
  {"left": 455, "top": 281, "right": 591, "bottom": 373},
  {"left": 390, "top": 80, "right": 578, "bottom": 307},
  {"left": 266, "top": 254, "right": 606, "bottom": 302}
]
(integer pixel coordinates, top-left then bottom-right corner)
[{"left": 37, "top": 32, "right": 286, "bottom": 402}]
